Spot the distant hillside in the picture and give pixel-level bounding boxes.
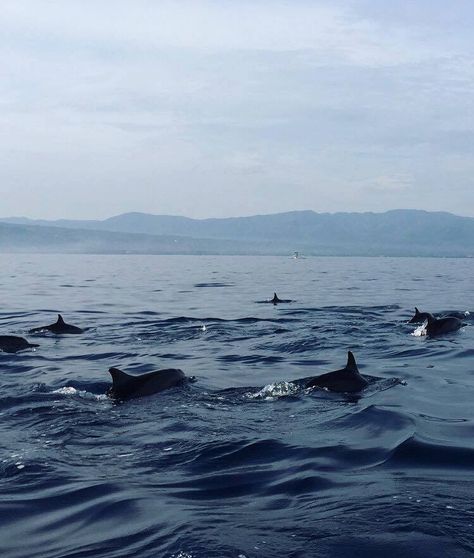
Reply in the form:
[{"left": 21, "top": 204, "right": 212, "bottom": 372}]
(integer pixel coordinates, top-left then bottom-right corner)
[
  {"left": 1, "top": 210, "right": 474, "bottom": 256},
  {"left": 0, "top": 222, "right": 280, "bottom": 255}
]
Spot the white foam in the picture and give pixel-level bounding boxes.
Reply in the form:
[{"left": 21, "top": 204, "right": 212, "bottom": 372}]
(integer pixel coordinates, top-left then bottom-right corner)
[
  {"left": 52, "top": 387, "right": 108, "bottom": 401},
  {"left": 248, "top": 381, "right": 300, "bottom": 400},
  {"left": 8, "top": 451, "right": 27, "bottom": 470},
  {"left": 411, "top": 321, "right": 427, "bottom": 337}
]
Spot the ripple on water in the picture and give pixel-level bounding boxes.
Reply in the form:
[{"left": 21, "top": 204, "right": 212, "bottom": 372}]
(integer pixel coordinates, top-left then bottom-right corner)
[{"left": 1, "top": 255, "right": 474, "bottom": 557}]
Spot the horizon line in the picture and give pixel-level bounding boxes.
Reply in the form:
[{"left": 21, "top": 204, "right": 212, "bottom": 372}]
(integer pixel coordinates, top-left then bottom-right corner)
[{"left": 1, "top": 207, "right": 472, "bottom": 222}]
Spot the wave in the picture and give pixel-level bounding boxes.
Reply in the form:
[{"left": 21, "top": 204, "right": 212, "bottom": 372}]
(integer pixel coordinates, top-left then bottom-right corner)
[{"left": 2, "top": 255, "right": 474, "bottom": 557}]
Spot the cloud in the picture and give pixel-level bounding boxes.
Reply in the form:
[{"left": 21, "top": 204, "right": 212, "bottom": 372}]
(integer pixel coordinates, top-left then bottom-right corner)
[
  {"left": 1, "top": 1, "right": 474, "bottom": 218},
  {"left": 2, "top": 0, "right": 441, "bottom": 65}
]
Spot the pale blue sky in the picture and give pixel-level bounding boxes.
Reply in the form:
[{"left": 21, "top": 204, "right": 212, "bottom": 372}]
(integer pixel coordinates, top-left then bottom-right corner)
[{"left": 1, "top": 0, "right": 474, "bottom": 219}]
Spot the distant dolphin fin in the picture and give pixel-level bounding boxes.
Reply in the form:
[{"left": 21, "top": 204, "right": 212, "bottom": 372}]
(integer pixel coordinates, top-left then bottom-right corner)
[
  {"left": 414, "top": 307, "right": 420, "bottom": 315},
  {"left": 346, "top": 351, "right": 358, "bottom": 372},
  {"left": 57, "top": 314, "right": 65, "bottom": 324}
]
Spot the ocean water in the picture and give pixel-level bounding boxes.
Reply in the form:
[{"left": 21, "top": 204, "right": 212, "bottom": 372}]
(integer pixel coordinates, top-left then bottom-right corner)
[{"left": 1, "top": 254, "right": 473, "bottom": 558}]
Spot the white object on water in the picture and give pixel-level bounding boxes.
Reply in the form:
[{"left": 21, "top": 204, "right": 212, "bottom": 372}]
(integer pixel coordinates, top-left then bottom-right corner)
[
  {"left": 52, "top": 387, "right": 108, "bottom": 401},
  {"left": 248, "top": 381, "right": 300, "bottom": 400},
  {"left": 411, "top": 321, "right": 427, "bottom": 336}
]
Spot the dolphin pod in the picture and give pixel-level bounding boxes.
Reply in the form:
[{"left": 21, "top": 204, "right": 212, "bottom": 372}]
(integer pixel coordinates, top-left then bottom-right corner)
[
  {"left": 107, "top": 352, "right": 370, "bottom": 400},
  {"left": 108, "top": 367, "right": 194, "bottom": 400},
  {"left": 108, "top": 351, "right": 370, "bottom": 400},
  {"left": 0, "top": 335, "right": 39, "bottom": 353},
  {"left": 1, "top": 304, "right": 467, "bottom": 400},
  {"left": 29, "top": 314, "right": 84, "bottom": 335}
]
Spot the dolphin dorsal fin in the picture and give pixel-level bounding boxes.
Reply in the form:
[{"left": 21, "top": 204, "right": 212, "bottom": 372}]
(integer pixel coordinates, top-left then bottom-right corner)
[
  {"left": 57, "top": 314, "right": 65, "bottom": 324},
  {"left": 346, "top": 351, "right": 358, "bottom": 372},
  {"left": 109, "top": 367, "right": 134, "bottom": 391}
]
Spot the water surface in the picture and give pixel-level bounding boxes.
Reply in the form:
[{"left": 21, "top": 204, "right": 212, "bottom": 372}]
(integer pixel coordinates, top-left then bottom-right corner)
[{"left": 1, "top": 255, "right": 473, "bottom": 557}]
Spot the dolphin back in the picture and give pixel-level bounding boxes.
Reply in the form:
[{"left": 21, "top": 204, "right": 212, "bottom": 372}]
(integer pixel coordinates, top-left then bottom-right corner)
[
  {"left": 108, "top": 367, "right": 187, "bottom": 399},
  {"left": 29, "top": 314, "right": 83, "bottom": 334},
  {"left": 426, "top": 315, "right": 462, "bottom": 336},
  {"left": 305, "top": 351, "right": 368, "bottom": 393},
  {"left": 0, "top": 335, "right": 39, "bottom": 353},
  {"left": 270, "top": 292, "right": 291, "bottom": 304},
  {"left": 53, "top": 314, "right": 84, "bottom": 334}
]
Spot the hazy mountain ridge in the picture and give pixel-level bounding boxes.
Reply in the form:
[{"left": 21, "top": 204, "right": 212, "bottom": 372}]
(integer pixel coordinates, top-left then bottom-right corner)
[
  {"left": 0, "top": 222, "right": 276, "bottom": 255},
  {"left": 1, "top": 210, "right": 474, "bottom": 256}
]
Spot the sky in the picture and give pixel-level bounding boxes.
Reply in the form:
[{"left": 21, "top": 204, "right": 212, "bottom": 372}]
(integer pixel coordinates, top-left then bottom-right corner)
[{"left": 1, "top": 0, "right": 474, "bottom": 219}]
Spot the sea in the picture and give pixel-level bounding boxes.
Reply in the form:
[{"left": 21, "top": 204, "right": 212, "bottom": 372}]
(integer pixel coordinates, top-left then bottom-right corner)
[{"left": 1, "top": 254, "right": 473, "bottom": 558}]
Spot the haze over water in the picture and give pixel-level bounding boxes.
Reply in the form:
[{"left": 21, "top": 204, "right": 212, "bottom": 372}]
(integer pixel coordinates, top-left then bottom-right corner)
[{"left": 1, "top": 254, "right": 473, "bottom": 557}]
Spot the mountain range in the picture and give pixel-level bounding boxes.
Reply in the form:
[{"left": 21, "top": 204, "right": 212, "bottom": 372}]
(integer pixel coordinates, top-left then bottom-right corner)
[{"left": 1, "top": 209, "right": 474, "bottom": 256}]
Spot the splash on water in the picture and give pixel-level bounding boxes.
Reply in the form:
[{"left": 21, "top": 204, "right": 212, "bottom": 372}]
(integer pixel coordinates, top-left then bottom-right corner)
[
  {"left": 411, "top": 321, "right": 428, "bottom": 336},
  {"left": 52, "top": 386, "right": 109, "bottom": 402},
  {"left": 248, "top": 381, "right": 301, "bottom": 400}
]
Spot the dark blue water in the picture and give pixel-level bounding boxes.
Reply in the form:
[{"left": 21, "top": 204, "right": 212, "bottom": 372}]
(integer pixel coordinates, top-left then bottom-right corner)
[{"left": 1, "top": 254, "right": 474, "bottom": 558}]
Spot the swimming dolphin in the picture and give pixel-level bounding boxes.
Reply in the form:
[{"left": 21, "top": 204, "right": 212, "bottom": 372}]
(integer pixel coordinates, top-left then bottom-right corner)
[
  {"left": 0, "top": 335, "right": 39, "bottom": 353},
  {"left": 409, "top": 307, "right": 434, "bottom": 323},
  {"left": 108, "top": 367, "right": 192, "bottom": 400},
  {"left": 304, "top": 351, "right": 369, "bottom": 393},
  {"left": 425, "top": 314, "right": 463, "bottom": 337},
  {"left": 29, "top": 314, "right": 83, "bottom": 335},
  {"left": 271, "top": 292, "right": 291, "bottom": 304}
]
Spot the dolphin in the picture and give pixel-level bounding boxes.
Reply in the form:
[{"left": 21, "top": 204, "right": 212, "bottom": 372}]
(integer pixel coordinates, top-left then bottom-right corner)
[
  {"left": 0, "top": 335, "right": 39, "bottom": 353},
  {"left": 425, "top": 314, "right": 463, "bottom": 337},
  {"left": 409, "top": 307, "right": 434, "bottom": 323},
  {"left": 271, "top": 292, "right": 291, "bottom": 304},
  {"left": 108, "top": 367, "right": 193, "bottom": 400},
  {"left": 29, "top": 314, "right": 83, "bottom": 335},
  {"left": 303, "top": 351, "right": 369, "bottom": 393}
]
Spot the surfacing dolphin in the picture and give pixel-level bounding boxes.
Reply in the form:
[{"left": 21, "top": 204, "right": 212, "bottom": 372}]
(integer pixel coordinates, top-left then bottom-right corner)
[
  {"left": 271, "top": 292, "right": 292, "bottom": 305},
  {"left": 409, "top": 307, "right": 434, "bottom": 323},
  {"left": 107, "top": 367, "right": 194, "bottom": 400},
  {"left": 301, "top": 351, "right": 369, "bottom": 393},
  {"left": 425, "top": 314, "right": 463, "bottom": 337},
  {"left": 0, "top": 335, "right": 39, "bottom": 353},
  {"left": 29, "top": 314, "right": 84, "bottom": 335}
]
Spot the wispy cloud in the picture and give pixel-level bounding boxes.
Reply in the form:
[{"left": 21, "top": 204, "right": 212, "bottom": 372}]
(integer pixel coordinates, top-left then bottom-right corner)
[{"left": 1, "top": 1, "right": 474, "bottom": 218}]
